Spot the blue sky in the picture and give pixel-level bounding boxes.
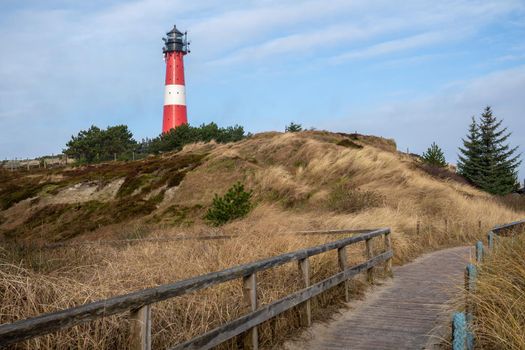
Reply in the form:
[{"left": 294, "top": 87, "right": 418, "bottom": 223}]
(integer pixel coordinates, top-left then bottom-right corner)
[{"left": 1, "top": 0, "right": 524, "bottom": 178}]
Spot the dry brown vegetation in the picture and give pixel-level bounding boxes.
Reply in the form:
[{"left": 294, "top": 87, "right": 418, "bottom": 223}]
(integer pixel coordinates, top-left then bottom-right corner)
[
  {"left": 1, "top": 131, "right": 524, "bottom": 349},
  {"left": 465, "top": 229, "right": 525, "bottom": 350}
]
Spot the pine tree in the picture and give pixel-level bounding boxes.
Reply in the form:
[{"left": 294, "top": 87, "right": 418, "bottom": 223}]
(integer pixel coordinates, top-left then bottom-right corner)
[
  {"left": 285, "top": 122, "right": 302, "bottom": 132},
  {"left": 457, "top": 117, "right": 482, "bottom": 183},
  {"left": 205, "top": 182, "right": 252, "bottom": 226},
  {"left": 422, "top": 142, "right": 447, "bottom": 167},
  {"left": 458, "top": 107, "right": 521, "bottom": 195}
]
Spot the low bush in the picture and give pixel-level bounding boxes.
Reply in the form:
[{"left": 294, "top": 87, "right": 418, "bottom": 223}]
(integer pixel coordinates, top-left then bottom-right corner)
[
  {"left": 205, "top": 182, "right": 252, "bottom": 226},
  {"left": 285, "top": 122, "right": 302, "bottom": 133},
  {"left": 422, "top": 142, "right": 447, "bottom": 167}
]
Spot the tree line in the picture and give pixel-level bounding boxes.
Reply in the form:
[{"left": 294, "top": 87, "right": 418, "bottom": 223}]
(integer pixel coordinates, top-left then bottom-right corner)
[
  {"left": 421, "top": 106, "right": 521, "bottom": 195},
  {"left": 64, "top": 123, "right": 246, "bottom": 163}
]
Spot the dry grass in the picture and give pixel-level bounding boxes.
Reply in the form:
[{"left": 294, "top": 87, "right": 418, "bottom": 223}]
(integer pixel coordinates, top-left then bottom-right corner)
[
  {"left": 466, "top": 231, "right": 525, "bottom": 350},
  {"left": 0, "top": 227, "right": 371, "bottom": 349},
  {"left": 1, "top": 131, "right": 524, "bottom": 349}
]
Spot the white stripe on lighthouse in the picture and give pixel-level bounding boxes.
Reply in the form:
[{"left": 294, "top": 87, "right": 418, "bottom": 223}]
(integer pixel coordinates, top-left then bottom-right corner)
[{"left": 164, "top": 84, "right": 186, "bottom": 106}]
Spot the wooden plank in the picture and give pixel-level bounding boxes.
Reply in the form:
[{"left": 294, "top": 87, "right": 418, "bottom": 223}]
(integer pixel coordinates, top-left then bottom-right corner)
[
  {"left": 129, "top": 305, "right": 151, "bottom": 350},
  {"left": 492, "top": 219, "right": 525, "bottom": 234},
  {"left": 384, "top": 231, "right": 393, "bottom": 277},
  {"left": 337, "top": 247, "right": 349, "bottom": 302},
  {"left": 171, "top": 251, "right": 393, "bottom": 350},
  {"left": 365, "top": 239, "right": 373, "bottom": 283},
  {"left": 0, "top": 228, "right": 390, "bottom": 346},
  {"left": 295, "top": 229, "right": 379, "bottom": 235},
  {"left": 242, "top": 273, "right": 258, "bottom": 350},
  {"left": 292, "top": 246, "right": 470, "bottom": 350},
  {"left": 44, "top": 235, "right": 236, "bottom": 249},
  {"left": 297, "top": 258, "right": 311, "bottom": 326}
]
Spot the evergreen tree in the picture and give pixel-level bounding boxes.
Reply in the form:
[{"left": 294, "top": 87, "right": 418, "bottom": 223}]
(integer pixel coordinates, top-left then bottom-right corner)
[
  {"left": 285, "top": 122, "right": 302, "bottom": 132},
  {"left": 422, "top": 142, "right": 447, "bottom": 167},
  {"left": 458, "top": 107, "right": 521, "bottom": 195},
  {"left": 64, "top": 125, "right": 136, "bottom": 163},
  {"left": 205, "top": 182, "right": 252, "bottom": 226},
  {"left": 146, "top": 123, "right": 246, "bottom": 154},
  {"left": 457, "top": 117, "right": 482, "bottom": 183}
]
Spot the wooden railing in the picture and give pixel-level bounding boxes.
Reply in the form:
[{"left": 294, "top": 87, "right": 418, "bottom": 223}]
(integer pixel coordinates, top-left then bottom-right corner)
[
  {"left": 0, "top": 228, "right": 392, "bottom": 349},
  {"left": 451, "top": 219, "right": 525, "bottom": 350}
]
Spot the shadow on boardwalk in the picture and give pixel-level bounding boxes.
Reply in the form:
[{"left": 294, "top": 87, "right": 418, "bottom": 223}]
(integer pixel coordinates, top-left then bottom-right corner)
[{"left": 284, "top": 246, "right": 470, "bottom": 350}]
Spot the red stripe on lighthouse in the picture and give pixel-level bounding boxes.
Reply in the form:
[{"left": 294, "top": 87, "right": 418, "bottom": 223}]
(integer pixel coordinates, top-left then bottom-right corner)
[{"left": 162, "top": 51, "right": 187, "bottom": 133}]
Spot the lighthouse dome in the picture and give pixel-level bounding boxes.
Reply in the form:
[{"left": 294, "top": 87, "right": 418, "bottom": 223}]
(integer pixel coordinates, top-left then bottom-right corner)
[{"left": 163, "top": 25, "right": 188, "bottom": 54}]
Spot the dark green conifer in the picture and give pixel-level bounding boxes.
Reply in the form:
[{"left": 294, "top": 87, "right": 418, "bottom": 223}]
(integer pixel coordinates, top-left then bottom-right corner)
[
  {"left": 457, "top": 117, "right": 482, "bottom": 183},
  {"left": 458, "top": 107, "right": 521, "bottom": 195},
  {"left": 422, "top": 142, "right": 447, "bottom": 167}
]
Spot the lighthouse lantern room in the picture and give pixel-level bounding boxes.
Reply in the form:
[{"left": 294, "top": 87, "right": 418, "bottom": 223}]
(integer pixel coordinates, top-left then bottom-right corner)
[{"left": 162, "top": 25, "right": 190, "bottom": 133}]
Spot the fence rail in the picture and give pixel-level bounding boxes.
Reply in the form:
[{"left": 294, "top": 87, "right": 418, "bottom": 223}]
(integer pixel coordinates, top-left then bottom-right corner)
[
  {"left": 451, "top": 219, "right": 525, "bottom": 350},
  {"left": 0, "top": 227, "right": 392, "bottom": 349},
  {"left": 32, "top": 228, "right": 378, "bottom": 249}
]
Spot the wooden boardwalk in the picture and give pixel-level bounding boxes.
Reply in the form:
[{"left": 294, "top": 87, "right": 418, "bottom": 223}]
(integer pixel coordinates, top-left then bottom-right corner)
[{"left": 285, "top": 246, "right": 470, "bottom": 350}]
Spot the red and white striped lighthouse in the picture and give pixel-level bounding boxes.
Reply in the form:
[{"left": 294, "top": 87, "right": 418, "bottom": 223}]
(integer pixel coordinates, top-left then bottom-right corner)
[{"left": 162, "top": 25, "right": 190, "bottom": 133}]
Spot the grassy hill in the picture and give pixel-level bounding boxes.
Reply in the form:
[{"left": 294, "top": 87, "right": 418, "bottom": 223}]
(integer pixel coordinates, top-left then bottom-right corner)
[{"left": 1, "top": 130, "right": 523, "bottom": 349}]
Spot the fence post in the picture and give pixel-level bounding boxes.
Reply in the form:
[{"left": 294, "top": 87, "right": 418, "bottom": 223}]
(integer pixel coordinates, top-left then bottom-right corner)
[
  {"left": 129, "top": 305, "right": 152, "bottom": 350},
  {"left": 384, "top": 231, "right": 393, "bottom": 277},
  {"left": 298, "top": 258, "right": 312, "bottom": 325},
  {"left": 337, "top": 247, "right": 349, "bottom": 302},
  {"left": 465, "top": 263, "right": 477, "bottom": 293},
  {"left": 416, "top": 220, "right": 420, "bottom": 235},
  {"left": 243, "top": 273, "right": 258, "bottom": 350},
  {"left": 365, "top": 238, "right": 374, "bottom": 283},
  {"left": 487, "top": 231, "right": 495, "bottom": 250},
  {"left": 451, "top": 312, "right": 467, "bottom": 350},
  {"left": 475, "top": 241, "right": 483, "bottom": 263},
  {"left": 466, "top": 313, "right": 475, "bottom": 350}
]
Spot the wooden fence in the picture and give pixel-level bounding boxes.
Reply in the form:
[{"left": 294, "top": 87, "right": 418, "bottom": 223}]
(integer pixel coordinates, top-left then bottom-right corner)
[
  {"left": 0, "top": 228, "right": 392, "bottom": 349},
  {"left": 39, "top": 229, "right": 380, "bottom": 249},
  {"left": 451, "top": 219, "right": 525, "bottom": 350}
]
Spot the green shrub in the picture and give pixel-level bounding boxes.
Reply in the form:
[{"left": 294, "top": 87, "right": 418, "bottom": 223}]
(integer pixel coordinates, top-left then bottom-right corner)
[
  {"left": 205, "top": 182, "right": 252, "bottom": 226},
  {"left": 285, "top": 122, "right": 302, "bottom": 132},
  {"left": 145, "top": 123, "right": 246, "bottom": 154},
  {"left": 422, "top": 142, "right": 447, "bottom": 167}
]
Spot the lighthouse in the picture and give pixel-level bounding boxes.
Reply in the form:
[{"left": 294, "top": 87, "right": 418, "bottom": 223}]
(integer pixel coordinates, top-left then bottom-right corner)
[{"left": 162, "top": 25, "right": 190, "bottom": 133}]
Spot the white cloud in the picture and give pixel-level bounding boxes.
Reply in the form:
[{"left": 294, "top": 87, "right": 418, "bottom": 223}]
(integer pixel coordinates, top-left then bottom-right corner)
[
  {"left": 198, "top": 0, "right": 523, "bottom": 66},
  {"left": 328, "top": 31, "right": 450, "bottom": 63}
]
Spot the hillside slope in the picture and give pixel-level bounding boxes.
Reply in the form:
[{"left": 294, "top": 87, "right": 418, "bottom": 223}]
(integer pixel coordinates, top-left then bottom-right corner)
[
  {"left": 1, "top": 131, "right": 524, "bottom": 349},
  {"left": 0, "top": 131, "right": 521, "bottom": 250}
]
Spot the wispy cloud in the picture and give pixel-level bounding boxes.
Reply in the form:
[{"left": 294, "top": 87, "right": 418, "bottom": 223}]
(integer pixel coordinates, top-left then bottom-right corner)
[
  {"left": 199, "top": 0, "right": 523, "bottom": 67},
  {"left": 328, "top": 31, "right": 450, "bottom": 64}
]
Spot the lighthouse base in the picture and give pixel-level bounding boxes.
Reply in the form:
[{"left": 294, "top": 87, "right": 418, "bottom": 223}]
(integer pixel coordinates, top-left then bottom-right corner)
[{"left": 163, "top": 105, "right": 188, "bottom": 133}]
